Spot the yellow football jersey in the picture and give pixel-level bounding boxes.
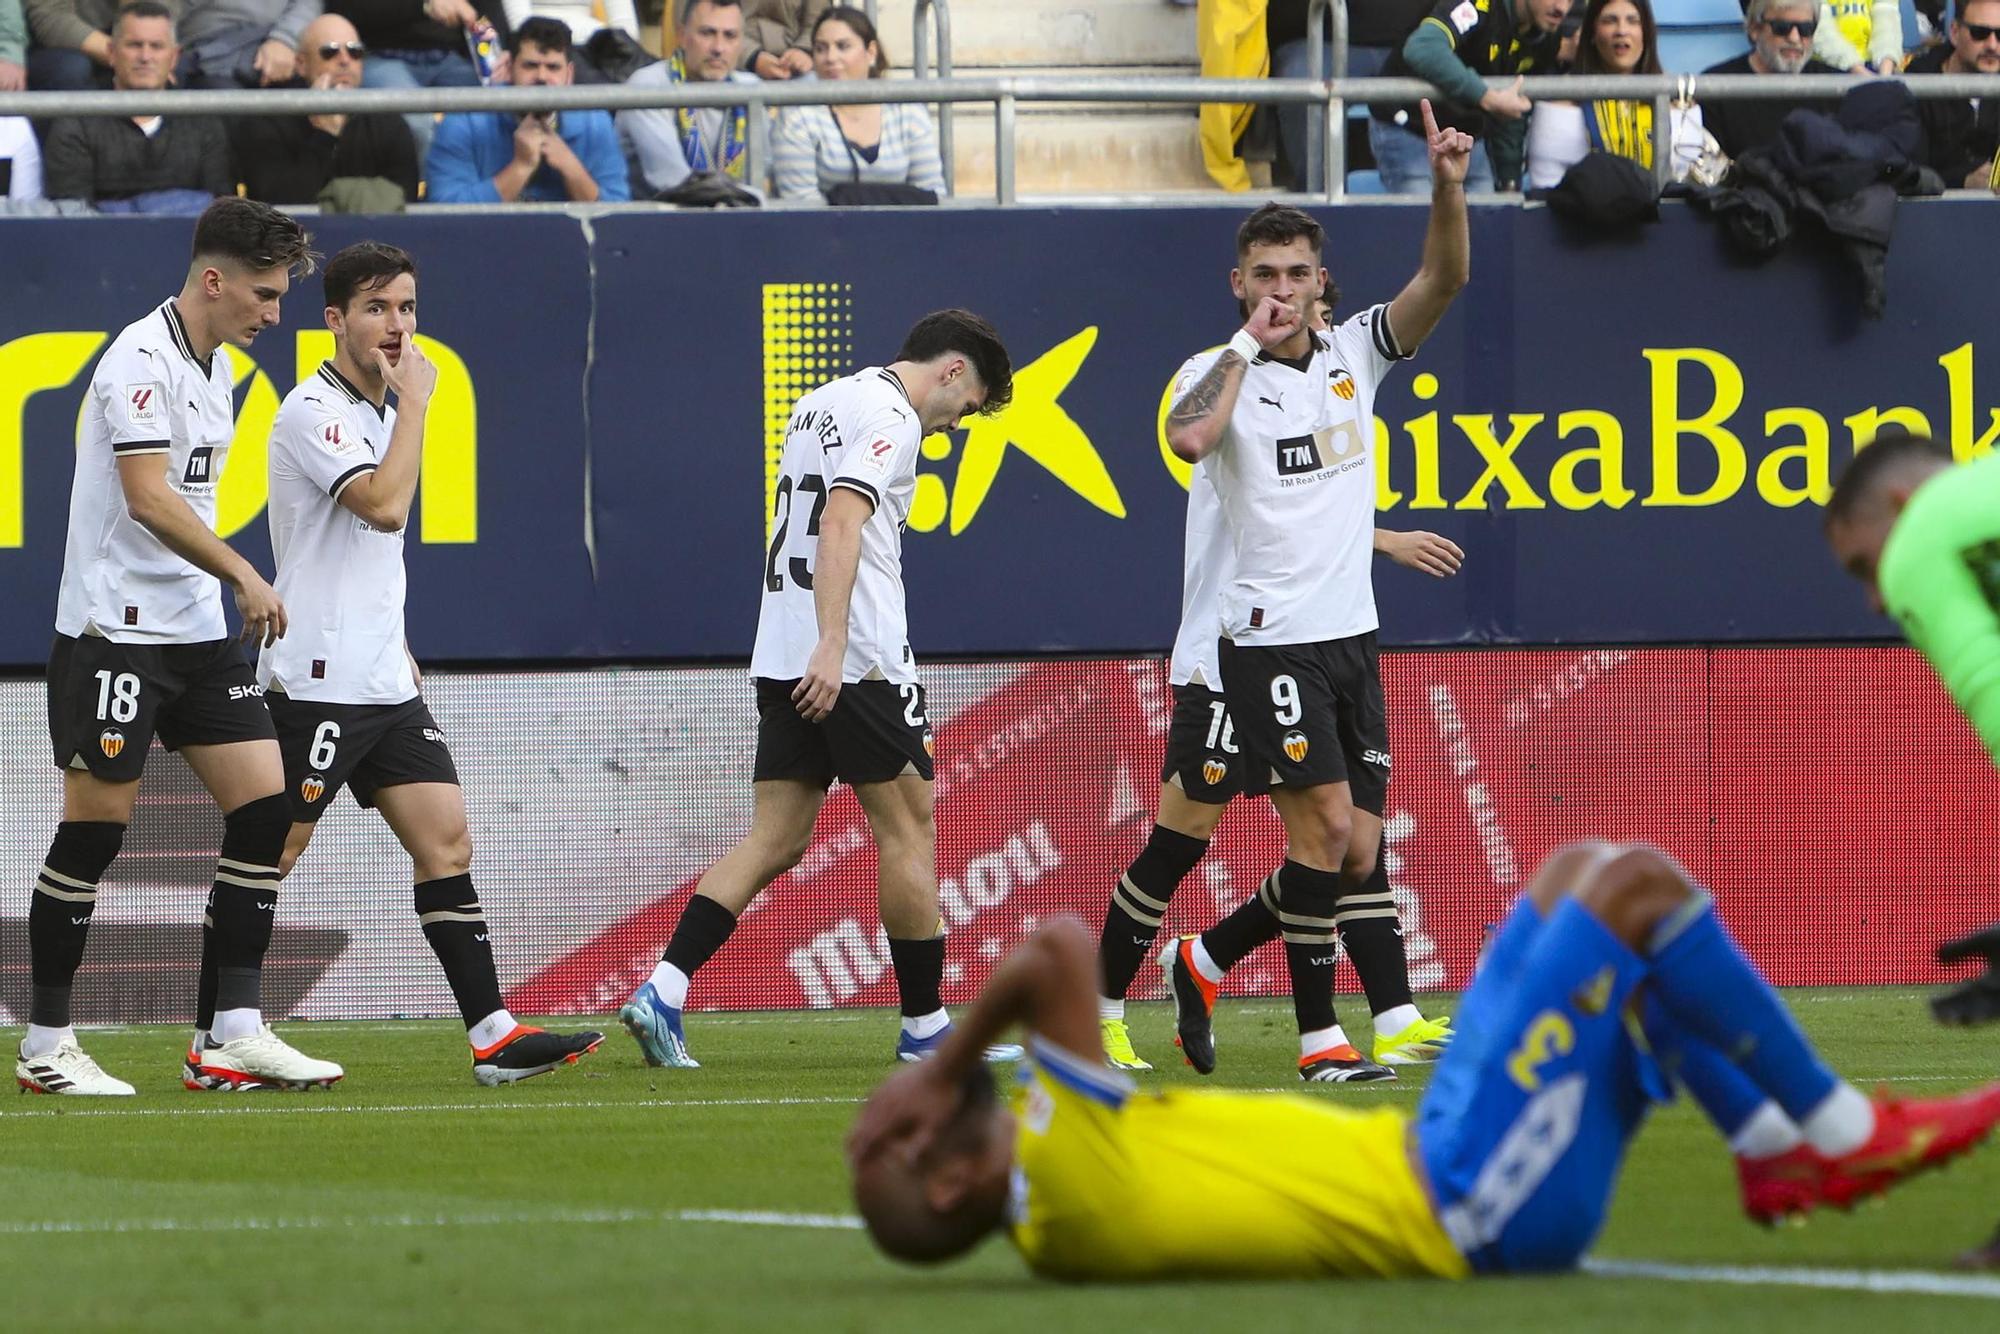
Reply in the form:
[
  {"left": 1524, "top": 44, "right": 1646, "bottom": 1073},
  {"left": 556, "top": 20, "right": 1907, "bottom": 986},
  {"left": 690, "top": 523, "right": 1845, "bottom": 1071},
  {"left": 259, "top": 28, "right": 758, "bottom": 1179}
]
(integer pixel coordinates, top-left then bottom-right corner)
[{"left": 1004, "top": 1039, "right": 1470, "bottom": 1282}]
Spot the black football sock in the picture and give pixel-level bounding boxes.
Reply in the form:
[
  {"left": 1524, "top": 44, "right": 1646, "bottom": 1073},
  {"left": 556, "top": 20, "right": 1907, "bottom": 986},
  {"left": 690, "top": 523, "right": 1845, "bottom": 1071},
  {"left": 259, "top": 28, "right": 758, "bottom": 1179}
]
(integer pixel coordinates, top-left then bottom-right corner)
[{"left": 1099, "top": 824, "right": 1209, "bottom": 1000}]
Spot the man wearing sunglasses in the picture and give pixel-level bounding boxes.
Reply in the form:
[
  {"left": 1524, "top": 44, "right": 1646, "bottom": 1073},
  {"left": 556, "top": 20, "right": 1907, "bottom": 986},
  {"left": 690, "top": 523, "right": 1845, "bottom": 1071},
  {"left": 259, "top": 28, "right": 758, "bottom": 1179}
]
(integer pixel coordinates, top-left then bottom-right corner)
[
  {"left": 1700, "top": 0, "right": 1840, "bottom": 161},
  {"left": 1907, "top": 0, "right": 2000, "bottom": 191},
  {"left": 232, "top": 12, "right": 419, "bottom": 204}
]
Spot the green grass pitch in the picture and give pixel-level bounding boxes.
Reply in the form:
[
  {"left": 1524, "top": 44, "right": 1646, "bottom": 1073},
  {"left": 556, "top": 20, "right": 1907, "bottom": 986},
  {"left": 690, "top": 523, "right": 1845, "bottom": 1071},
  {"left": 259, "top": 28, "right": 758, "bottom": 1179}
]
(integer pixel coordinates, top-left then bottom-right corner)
[{"left": 5, "top": 989, "right": 1998, "bottom": 1332}]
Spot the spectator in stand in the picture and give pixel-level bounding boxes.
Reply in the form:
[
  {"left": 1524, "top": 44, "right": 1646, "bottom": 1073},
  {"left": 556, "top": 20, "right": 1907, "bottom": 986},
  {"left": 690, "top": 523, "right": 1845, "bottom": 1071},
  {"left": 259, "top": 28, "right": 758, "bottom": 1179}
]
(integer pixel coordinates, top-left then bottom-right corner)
[
  {"left": 772, "top": 6, "right": 942, "bottom": 202},
  {"left": 2, "top": 0, "right": 27, "bottom": 89},
  {"left": 1268, "top": 0, "right": 1431, "bottom": 189},
  {"left": 740, "top": 0, "right": 824, "bottom": 80},
  {"left": 1526, "top": 0, "right": 1709, "bottom": 188},
  {"left": 174, "top": 0, "right": 320, "bottom": 87},
  {"left": 1813, "top": 1, "right": 1903, "bottom": 73},
  {"left": 618, "top": 0, "right": 766, "bottom": 195},
  {"left": 0, "top": 112, "right": 40, "bottom": 201},
  {"left": 233, "top": 12, "right": 419, "bottom": 203},
  {"left": 328, "top": 0, "right": 506, "bottom": 156},
  {"left": 1368, "top": 0, "right": 1573, "bottom": 193},
  {"left": 23, "top": 0, "right": 181, "bottom": 88},
  {"left": 1907, "top": 0, "right": 2000, "bottom": 190},
  {"left": 41, "top": 1, "right": 231, "bottom": 210},
  {"left": 1700, "top": 0, "right": 1840, "bottom": 161},
  {"left": 427, "top": 14, "right": 629, "bottom": 200}
]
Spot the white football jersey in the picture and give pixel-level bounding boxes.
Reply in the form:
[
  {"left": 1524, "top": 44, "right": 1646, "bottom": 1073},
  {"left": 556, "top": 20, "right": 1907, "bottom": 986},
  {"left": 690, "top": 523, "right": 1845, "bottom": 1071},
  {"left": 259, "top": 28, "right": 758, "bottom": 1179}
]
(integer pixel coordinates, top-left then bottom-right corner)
[
  {"left": 1196, "top": 305, "right": 1407, "bottom": 647},
  {"left": 257, "top": 363, "right": 417, "bottom": 705},
  {"left": 750, "top": 368, "right": 923, "bottom": 686},
  {"left": 55, "top": 299, "right": 237, "bottom": 644},
  {"left": 1167, "top": 458, "right": 1230, "bottom": 689}
]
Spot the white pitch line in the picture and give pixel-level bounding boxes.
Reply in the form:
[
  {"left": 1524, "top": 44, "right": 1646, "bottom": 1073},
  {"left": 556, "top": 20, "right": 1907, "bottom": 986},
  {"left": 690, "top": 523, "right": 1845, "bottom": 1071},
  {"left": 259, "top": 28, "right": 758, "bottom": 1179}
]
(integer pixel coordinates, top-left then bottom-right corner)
[
  {"left": 0, "top": 1094, "right": 862, "bottom": 1120},
  {"left": 0, "top": 1207, "right": 863, "bottom": 1238},
  {"left": 1585, "top": 1258, "right": 2000, "bottom": 1300}
]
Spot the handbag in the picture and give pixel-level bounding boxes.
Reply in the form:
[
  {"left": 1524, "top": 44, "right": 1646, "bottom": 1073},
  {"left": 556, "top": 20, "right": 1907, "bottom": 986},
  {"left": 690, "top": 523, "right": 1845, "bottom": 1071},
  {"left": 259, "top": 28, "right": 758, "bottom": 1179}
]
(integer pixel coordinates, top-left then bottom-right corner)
[{"left": 823, "top": 107, "right": 937, "bottom": 206}]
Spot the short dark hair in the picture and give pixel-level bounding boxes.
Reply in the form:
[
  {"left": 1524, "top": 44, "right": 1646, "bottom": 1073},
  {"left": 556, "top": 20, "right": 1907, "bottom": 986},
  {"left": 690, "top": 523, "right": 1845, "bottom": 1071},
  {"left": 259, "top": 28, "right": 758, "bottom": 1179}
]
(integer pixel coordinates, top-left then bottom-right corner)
[
  {"left": 1824, "top": 428, "right": 1953, "bottom": 525},
  {"left": 323, "top": 242, "right": 418, "bottom": 311},
  {"left": 510, "top": 15, "right": 572, "bottom": 57},
  {"left": 680, "top": 0, "right": 742, "bottom": 23},
  {"left": 896, "top": 310, "right": 1013, "bottom": 414},
  {"left": 814, "top": 6, "right": 891, "bottom": 77},
  {"left": 114, "top": 0, "right": 174, "bottom": 37},
  {"left": 191, "top": 198, "right": 317, "bottom": 275},
  {"left": 1236, "top": 201, "right": 1323, "bottom": 259}
]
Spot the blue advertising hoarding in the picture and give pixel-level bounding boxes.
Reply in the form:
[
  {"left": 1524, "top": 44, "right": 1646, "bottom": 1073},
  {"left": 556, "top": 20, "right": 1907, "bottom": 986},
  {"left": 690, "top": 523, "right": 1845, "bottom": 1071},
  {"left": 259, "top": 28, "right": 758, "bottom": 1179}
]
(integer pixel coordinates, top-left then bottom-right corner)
[{"left": 2, "top": 201, "right": 1993, "bottom": 668}]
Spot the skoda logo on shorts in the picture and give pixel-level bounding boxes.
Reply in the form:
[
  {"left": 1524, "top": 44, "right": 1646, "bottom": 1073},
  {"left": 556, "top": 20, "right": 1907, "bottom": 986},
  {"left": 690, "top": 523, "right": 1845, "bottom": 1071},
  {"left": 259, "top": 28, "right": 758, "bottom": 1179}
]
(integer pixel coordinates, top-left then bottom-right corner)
[
  {"left": 1202, "top": 755, "right": 1229, "bottom": 786},
  {"left": 98, "top": 729, "right": 125, "bottom": 759},
  {"left": 300, "top": 774, "right": 326, "bottom": 804},
  {"left": 1282, "top": 730, "right": 1309, "bottom": 763}
]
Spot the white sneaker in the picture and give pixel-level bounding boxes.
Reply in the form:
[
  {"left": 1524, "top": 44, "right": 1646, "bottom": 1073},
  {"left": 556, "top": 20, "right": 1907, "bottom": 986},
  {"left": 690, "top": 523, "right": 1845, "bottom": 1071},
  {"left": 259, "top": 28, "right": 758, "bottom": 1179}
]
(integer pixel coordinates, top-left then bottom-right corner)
[
  {"left": 185, "top": 1026, "right": 343, "bottom": 1091},
  {"left": 17, "top": 1039, "right": 136, "bottom": 1096}
]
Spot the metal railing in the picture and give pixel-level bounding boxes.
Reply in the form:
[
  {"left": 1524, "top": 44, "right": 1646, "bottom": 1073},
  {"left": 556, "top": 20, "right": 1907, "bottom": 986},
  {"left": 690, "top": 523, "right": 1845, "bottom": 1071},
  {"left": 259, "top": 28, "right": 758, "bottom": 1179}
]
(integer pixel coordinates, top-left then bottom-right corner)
[
  {"left": 6, "top": 72, "right": 1999, "bottom": 205},
  {"left": 912, "top": 0, "right": 956, "bottom": 194},
  {"left": 1302, "top": 0, "right": 1347, "bottom": 196}
]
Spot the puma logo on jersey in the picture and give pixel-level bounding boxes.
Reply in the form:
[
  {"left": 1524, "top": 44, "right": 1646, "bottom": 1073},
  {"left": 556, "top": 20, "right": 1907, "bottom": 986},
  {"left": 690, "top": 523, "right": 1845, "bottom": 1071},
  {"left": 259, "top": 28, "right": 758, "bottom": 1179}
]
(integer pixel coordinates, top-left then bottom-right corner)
[{"left": 1257, "top": 394, "right": 1284, "bottom": 410}]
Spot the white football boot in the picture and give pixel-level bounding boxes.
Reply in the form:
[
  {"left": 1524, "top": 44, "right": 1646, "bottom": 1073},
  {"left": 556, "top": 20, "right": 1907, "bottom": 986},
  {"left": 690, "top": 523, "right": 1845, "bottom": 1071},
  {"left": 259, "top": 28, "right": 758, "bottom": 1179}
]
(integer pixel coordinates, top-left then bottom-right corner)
[
  {"left": 184, "top": 1026, "right": 343, "bottom": 1091},
  {"left": 17, "top": 1039, "right": 136, "bottom": 1096}
]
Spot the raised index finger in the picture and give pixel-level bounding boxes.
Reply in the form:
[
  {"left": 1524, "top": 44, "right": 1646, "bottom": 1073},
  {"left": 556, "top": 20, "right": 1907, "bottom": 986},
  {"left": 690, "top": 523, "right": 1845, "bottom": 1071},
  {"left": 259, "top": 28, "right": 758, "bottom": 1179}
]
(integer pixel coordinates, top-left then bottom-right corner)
[{"left": 1420, "top": 97, "right": 1439, "bottom": 140}]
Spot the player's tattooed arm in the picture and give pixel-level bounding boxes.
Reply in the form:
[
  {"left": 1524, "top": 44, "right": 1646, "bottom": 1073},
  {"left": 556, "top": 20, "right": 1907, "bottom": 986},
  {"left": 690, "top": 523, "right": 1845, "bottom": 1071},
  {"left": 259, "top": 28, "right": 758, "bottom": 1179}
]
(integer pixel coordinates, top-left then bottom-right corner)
[{"left": 1164, "top": 351, "right": 1248, "bottom": 463}]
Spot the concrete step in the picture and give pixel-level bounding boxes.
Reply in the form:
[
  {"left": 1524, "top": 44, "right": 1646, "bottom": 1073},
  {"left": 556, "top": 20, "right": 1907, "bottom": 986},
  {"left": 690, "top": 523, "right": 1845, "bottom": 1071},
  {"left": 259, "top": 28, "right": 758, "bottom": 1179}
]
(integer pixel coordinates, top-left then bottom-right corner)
[
  {"left": 872, "top": 0, "right": 1198, "bottom": 70},
  {"left": 943, "top": 106, "right": 1215, "bottom": 197}
]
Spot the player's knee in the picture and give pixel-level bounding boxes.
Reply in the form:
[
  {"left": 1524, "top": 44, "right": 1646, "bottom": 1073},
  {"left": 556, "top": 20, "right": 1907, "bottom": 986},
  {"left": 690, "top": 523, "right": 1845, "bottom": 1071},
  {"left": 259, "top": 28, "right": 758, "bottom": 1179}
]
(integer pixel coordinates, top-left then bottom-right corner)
[
  {"left": 222, "top": 793, "right": 292, "bottom": 866},
  {"left": 415, "top": 825, "right": 472, "bottom": 881},
  {"left": 1574, "top": 845, "right": 1694, "bottom": 943},
  {"left": 49, "top": 819, "right": 126, "bottom": 882},
  {"left": 1523, "top": 841, "right": 1616, "bottom": 913}
]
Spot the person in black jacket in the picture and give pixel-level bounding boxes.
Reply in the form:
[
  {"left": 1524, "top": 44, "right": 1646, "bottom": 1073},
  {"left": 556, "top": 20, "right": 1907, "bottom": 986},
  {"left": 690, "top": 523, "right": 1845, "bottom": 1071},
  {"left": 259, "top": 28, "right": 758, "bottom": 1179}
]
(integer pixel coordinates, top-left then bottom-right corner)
[
  {"left": 327, "top": 0, "right": 508, "bottom": 156},
  {"left": 1699, "top": 0, "right": 1841, "bottom": 161},
  {"left": 40, "top": 1, "right": 231, "bottom": 209},
  {"left": 234, "top": 13, "right": 420, "bottom": 205},
  {"left": 1368, "top": 0, "right": 1573, "bottom": 193},
  {"left": 1905, "top": 0, "right": 2000, "bottom": 190}
]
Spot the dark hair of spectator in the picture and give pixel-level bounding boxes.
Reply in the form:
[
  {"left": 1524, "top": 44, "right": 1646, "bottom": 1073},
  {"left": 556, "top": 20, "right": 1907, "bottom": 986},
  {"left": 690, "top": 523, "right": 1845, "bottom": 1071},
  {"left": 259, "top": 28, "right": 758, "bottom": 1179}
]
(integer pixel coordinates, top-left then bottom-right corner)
[
  {"left": 191, "top": 198, "right": 318, "bottom": 275},
  {"left": 510, "top": 16, "right": 573, "bottom": 58},
  {"left": 897, "top": 310, "right": 1014, "bottom": 415},
  {"left": 814, "top": 7, "right": 891, "bottom": 78},
  {"left": 115, "top": 0, "right": 175, "bottom": 37},
  {"left": 1824, "top": 428, "right": 1953, "bottom": 525},
  {"left": 680, "top": 0, "right": 743, "bottom": 24},
  {"left": 1235, "top": 202, "right": 1324, "bottom": 260},
  {"left": 323, "top": 242, "right": 419, "bottom": 312},
  {"left": 1575, "top": 0, "right": 1663, "bottom": 76}
]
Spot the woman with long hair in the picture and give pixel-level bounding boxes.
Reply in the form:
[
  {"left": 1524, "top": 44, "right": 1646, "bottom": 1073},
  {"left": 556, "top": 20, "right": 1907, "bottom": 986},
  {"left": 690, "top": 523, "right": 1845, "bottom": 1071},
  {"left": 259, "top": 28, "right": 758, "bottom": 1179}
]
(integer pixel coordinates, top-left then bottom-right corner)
[
  {"left": 771, "top": 6, "right": 947, "bottom": 202},
  {"left": 1526, "top": 0, "right": 1710, "bottom": 189}
]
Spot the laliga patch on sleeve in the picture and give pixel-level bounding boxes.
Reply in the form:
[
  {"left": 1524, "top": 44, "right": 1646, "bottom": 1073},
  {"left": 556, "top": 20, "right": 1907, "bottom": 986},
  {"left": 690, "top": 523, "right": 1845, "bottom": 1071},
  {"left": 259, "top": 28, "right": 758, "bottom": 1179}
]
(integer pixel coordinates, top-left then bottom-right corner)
[
  {"left": 318, "top": 419, "right": 362, "bottom": 457},
  {"left": 126, "top": 383, "right": 162, "bottom": 425},
  {"left": 855, "top": 435, "right": 898, "bottom": 475},
  {"left": 1450, "top": 0, "right": 1479, "bottom": 33}
]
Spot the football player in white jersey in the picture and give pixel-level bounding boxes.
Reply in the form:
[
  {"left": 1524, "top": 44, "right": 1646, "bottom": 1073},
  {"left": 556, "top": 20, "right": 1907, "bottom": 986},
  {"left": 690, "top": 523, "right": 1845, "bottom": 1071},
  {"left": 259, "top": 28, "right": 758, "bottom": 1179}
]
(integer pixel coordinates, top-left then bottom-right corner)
[
  {"left": 248, "top": 242, "right": 603, "bottom": 1087},
  {"left": 19, "top": 198, "right": 343, "bottom": 1096},
  {"left": 1152, "top": 101, "right": 1477, "bottom": 1084},
  {"left": 1091, "top": 283, "right": 1464, "bottom": 1073},
  {"left": 619, "top": 311, "right": 1019, "bottom": 1069}
]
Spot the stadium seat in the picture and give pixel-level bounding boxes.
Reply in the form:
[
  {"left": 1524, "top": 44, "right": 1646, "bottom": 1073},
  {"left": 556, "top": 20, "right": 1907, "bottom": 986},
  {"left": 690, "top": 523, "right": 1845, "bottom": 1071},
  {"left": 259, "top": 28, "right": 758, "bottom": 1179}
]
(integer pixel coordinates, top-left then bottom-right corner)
[
  {"left": 1346, "top": 169, "right": 1388, "bottom": 194},
  {"left": 1653, "top": 0, "right": 1750, "bottom": 24},
  {"left": 1659, "top": 29, "right": 1751, "bottom": 71}
]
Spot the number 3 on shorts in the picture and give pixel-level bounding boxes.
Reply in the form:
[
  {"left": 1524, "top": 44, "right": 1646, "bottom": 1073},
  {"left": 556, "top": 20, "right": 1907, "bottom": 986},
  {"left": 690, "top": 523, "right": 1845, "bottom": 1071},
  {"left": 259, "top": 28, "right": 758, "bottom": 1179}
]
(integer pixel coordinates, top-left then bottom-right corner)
[
  {"left": 1270, "top": 674, "right": 1302, "bottom": 726},
  {"left": 1506, "top": 1010, "right": 1576, "bottom": 1092}
]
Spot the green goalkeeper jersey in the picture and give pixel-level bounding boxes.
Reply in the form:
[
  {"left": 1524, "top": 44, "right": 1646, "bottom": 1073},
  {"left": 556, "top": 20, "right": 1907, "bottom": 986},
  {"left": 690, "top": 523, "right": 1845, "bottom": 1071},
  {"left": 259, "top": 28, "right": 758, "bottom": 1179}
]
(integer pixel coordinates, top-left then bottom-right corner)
[{"left": 1878, "top": 448, "right": 2000, "bottom": 763}]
